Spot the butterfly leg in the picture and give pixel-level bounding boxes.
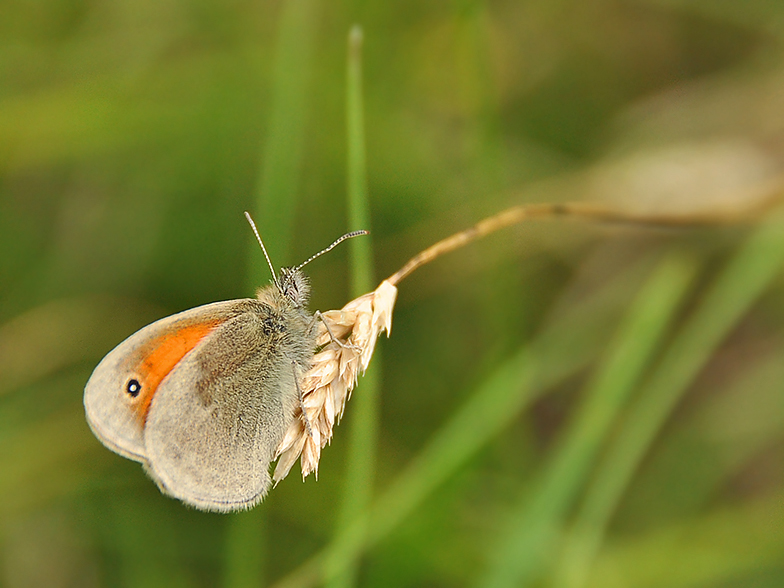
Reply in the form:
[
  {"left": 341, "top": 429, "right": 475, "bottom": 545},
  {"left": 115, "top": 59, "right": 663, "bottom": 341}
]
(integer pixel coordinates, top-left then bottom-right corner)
[
  {"left": 292, "top": 361, "right": 315, "bottom": 439},
  {"left": 313, "top": 310, "right": 361, "bottom": 351}
]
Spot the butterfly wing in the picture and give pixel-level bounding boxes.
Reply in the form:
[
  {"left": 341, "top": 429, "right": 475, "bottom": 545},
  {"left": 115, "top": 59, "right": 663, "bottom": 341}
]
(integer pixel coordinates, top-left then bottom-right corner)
[
  {"left": 84, "top": 300, "right": 251, "bottom": 462},
  {"left": 143, "top": 300, "right": 304, "bottom": 511}
]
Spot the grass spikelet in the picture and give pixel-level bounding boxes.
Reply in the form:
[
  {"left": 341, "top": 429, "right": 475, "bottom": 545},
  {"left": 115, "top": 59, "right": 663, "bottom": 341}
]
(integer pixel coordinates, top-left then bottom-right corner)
[{"left": 273, "top": 280, "right": 398, "bottom": 482}]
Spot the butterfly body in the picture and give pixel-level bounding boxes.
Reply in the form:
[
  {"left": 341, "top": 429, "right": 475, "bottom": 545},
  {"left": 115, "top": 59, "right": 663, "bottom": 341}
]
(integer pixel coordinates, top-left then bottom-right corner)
[{"left": 84, "top": 269, "right": 317, "bottom": 512}]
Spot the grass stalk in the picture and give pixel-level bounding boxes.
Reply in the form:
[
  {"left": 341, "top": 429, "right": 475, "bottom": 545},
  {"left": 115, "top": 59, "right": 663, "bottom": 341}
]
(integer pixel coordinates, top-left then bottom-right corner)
[
  {"left": 555, "top": 216, "right": 784, "bottom": 588},
  {"left": 478, "top": 253, "right": 698, "bottom": 588},
  {"left": 323, "top": 26, "right": 378, "bottom": 588},
  {"left": 226, "top": 1, "right": 319, "bottom": 586},
  {"left": 270, "top": 258, "right": 656, "bottom": 588}
]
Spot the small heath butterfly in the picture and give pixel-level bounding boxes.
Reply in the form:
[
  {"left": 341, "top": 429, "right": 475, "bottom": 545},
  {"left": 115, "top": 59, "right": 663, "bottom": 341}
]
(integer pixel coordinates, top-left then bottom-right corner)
[{"left": 84, "top": 213, "right": 366, "bottom": 512}]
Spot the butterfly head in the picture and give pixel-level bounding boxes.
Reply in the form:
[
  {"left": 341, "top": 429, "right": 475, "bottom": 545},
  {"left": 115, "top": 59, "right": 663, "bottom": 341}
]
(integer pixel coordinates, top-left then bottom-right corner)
[{"left": 277, "top": 267, "right": 310, "bottom": 307}]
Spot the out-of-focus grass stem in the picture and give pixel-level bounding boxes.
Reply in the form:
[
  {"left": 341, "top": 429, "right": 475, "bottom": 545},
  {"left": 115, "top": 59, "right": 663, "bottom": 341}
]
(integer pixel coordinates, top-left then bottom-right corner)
[
  {"left": 555, "top": 215, "right": 784, "bottom": 588},
  {"left": 226, "top": 1, "right": 319, "bottom": 587},
  {"left": 478, "top": 253, "right": 698, "bottom": 588},
  {"left": 324, "top": 25, "right": 378, "bottom": 588}
]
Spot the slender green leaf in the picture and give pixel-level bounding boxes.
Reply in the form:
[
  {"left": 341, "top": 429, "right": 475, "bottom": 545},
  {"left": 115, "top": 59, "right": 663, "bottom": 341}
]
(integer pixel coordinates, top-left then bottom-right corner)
[
  {"left": 270, "top": 260, "right": 659, "bottom": 588},
  {"left": 226, "top": 3, "right": 320, "bottom": 587},
  {"left": 478, "top": 253, "right": 698, "bottom": 588},
  {"left": 324, "top": 25, "right": 379, "bottom": 588},
  {"left": 555, "top": 217, "right": 784, "bottom": 588}
]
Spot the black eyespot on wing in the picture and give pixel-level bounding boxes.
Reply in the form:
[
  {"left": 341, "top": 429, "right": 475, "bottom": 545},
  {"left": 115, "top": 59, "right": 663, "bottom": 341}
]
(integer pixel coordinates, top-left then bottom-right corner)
[{"left": 126, "top": 378, "right": 142, "bottom": 398}]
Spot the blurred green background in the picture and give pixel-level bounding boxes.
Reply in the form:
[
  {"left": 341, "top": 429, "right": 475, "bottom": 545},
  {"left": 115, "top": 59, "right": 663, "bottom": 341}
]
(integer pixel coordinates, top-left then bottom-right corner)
[{"left": 2, "top": 1, "right": 784, "bottom": 587}]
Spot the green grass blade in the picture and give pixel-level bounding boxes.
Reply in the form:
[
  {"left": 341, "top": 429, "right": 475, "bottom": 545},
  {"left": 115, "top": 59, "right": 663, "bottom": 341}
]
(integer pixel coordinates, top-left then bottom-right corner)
[
  {"left": 478, "top": 253, "right": 698, "bottom": 588},
  {"left": 345, "top": 25, "right": 374, "bottom": 298},
  {"left": 226, "top": 2, "right": 320, "bottom": 587},
  {"left": 247, "top": 0, "right": 320, "bottom": 279},
  {"left": 320, "top": 345, "right": 537, "bottom": 588},
  {"left": 270, "top": 259, "right": 658, "bottom": 588},
  {"left": 324, "top": 26, "right": 379, "bottom": 588},
  {"left": 554, "top": 216, "right": 784, "bottom": 588},
  {"left": 223, "top": 509, "right": 268, "bottom": 588},
  {"left": 585, "top": 491, "right": 784, "bottom": 588}
]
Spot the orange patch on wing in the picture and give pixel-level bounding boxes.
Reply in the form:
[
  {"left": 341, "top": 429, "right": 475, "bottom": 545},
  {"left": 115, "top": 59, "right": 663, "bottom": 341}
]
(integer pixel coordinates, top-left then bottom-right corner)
[{"left": 133, "top": 321, "right": 221, "bottom": 421}]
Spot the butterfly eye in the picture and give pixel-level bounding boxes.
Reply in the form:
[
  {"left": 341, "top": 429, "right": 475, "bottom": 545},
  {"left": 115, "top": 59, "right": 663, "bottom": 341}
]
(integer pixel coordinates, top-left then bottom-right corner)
[
  {"left": 285, "top": 282, "right": 299, "bottom": 300},
  {"left": 277, "top": 268, "right": 311, "bottom": 306},
  {"left": 126, "top": 379, "right": 142, "bottom": 398}
]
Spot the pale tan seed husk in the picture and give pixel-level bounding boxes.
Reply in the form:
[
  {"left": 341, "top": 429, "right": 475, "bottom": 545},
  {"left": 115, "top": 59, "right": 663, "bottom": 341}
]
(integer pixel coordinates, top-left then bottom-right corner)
[{"left": 273, "top": 280, "right": 398, "bottom": 483}]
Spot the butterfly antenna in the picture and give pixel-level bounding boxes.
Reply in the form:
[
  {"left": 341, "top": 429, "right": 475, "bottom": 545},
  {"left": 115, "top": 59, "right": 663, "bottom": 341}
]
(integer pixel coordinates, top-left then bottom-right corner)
[
  {"left": 244, "top": 211, "right": 279, "bottom": 288},
  {"left": 295, "top": 230, "right": 369, "bottom": 271}
]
